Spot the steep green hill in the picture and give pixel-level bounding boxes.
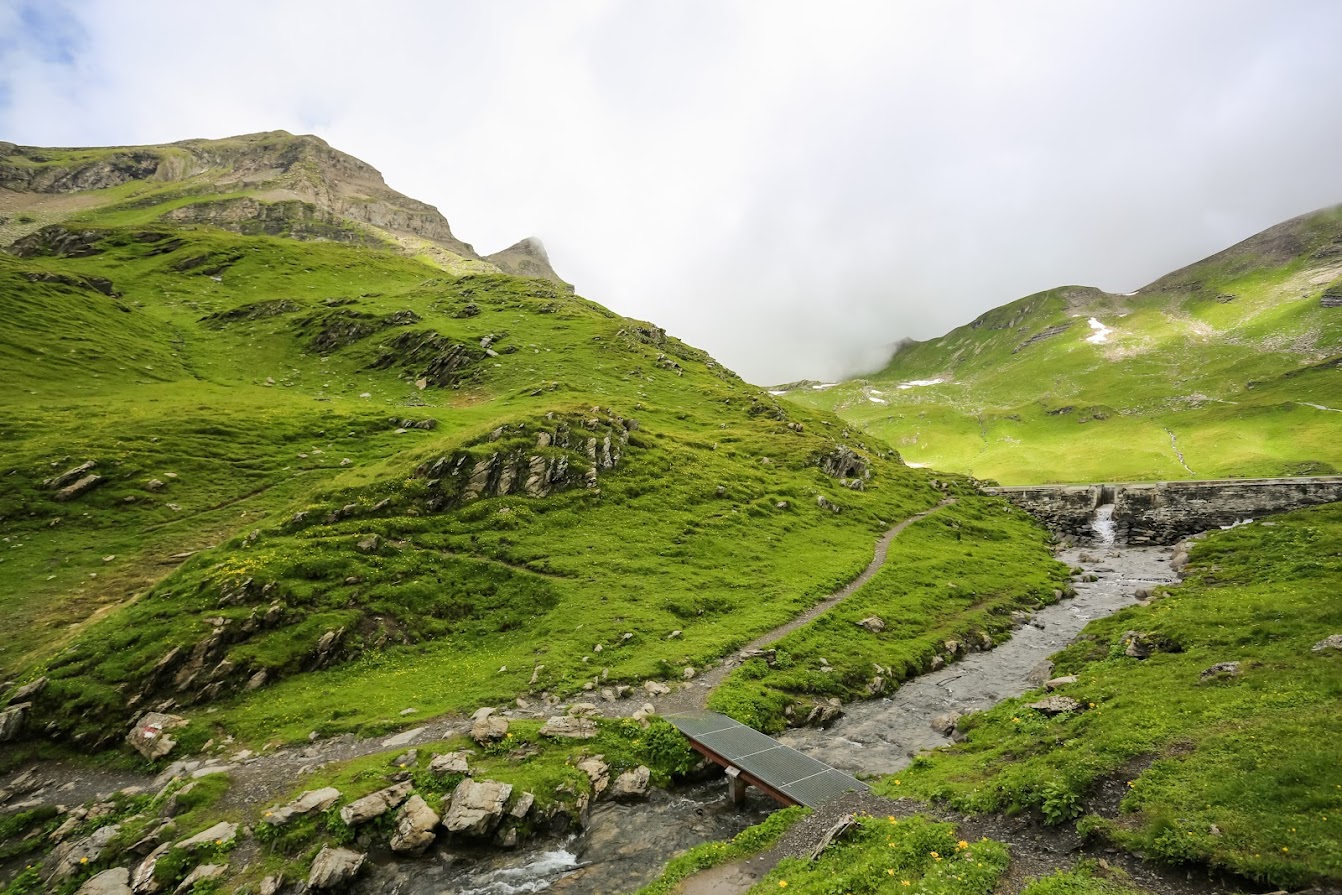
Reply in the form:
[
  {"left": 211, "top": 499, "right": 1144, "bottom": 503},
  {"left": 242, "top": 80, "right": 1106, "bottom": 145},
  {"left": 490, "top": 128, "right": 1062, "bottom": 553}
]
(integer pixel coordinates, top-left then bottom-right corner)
[
  {"left": 0, "top": 133, "right": 958, "bottom": 752},
  {"left": 788, "top": 206, "right": 1342, "bottom": 484}
]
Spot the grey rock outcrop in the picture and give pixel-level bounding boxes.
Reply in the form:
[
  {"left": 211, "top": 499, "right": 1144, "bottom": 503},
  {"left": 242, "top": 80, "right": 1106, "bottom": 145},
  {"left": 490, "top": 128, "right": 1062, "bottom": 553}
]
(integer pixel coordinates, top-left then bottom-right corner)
[
  {"left": 49, "top": 824, "right": 122, "bottom": 881},
  {"left": 127, "top": 713, "right": 188, "bottom": 760},
  {"left": 390, "top": 794, "right": 440, "bottom": 856},
  {"left": 443, "top": 779, "right": 513, "bottom": 837},
  {"left": 76, "top": 867, "right": 132, "bottom": 895},
  {"left": 0, "top": 703, "right": 30, "bottom": 742},
  {"left": 1029, "top": 696, "right": 1083, "bottom": 715},
  {"left": 308, "top": 846, "right": 366, "bottom": 890},
  {"left": 1312, "top": 634, "right": 1342, "bottom": 652},
  {"left": 263, "top": 787, "right": 340, "bottom": 826},
  {"left": 577, "top": 757, "right": 610, "bottom": 798},
  {"left": 429, "top": 751, "right": 472, "bottom": 775},
  {"left": 540, "top": 715, "right": 598, "bottom": 739},
  {"left": 175, "top": 821, "right": 237, "bottom": 851},
  {"left": 611, "top": 766, "right": 651, "bottom": 801}
]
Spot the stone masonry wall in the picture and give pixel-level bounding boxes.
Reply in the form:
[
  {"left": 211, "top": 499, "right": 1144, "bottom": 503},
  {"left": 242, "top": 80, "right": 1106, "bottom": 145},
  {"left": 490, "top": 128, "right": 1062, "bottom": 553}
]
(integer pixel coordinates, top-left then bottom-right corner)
[{"left": 988, "top": 477, "right": 1342, "bottom": 545}]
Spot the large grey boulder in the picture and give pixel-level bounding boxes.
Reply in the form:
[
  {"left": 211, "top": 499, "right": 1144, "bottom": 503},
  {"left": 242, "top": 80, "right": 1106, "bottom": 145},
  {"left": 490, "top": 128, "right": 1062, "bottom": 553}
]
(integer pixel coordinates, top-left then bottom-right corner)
[
  {"left": 576, "top": 756, "right": 609, "bottom": 797},
  {"left": 471, "top": 708, "right": 509, "bottom": 745},
  {"left": 611, "top": 766, "right": 651, "bottom": 801},
  {"left": 48, "top": 824, "right": 122, "bottom": 881},
  {"left": 262, "top": 787, "right": 341, "bottom": 825},
  {"left": 174, "top": 820, "right": 238, "bottom": 851},
  {"left": 1312, "top": 634, "right": 1342, "bottom": 652},
  {"left": 307, "top": 846, "right": 366, "bottom": 890},
  {"left": 76, "top": 867, "right": 132, "bottom": 895},
  {"left": 443, "top": 779, "right": 513, "bottom": 836},
  {"left": 1029, "top": 696, "right": 1083, "bottom": 716},
  {"left": 339, "top": 781, "right": 412, "bottom": 826},
  {"left": 174, "top": 864, "right": 225, "bottom": 892},
  {"left": 390, "top": 795, "right": 440, "bottom": 856},
  {"left": 429, "top": 750, "right": 471, "bottom": 775}
]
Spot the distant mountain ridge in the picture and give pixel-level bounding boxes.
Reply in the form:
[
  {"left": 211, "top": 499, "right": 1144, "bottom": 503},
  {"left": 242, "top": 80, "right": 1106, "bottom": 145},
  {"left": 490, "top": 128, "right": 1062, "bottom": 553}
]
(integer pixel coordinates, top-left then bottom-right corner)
[
  {"left": 786, "top": 204, "right": 1342, "bottom": 484},
  {"left": 0, "top": 130, "right": 572, "bottom": 289}
]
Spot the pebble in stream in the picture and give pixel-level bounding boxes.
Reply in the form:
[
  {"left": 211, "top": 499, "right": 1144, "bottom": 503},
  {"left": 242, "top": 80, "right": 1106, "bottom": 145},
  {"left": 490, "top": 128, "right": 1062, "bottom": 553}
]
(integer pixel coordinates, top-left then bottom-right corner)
[{"left": 776, "top": 544, "right": 1176, "bottom": 776}]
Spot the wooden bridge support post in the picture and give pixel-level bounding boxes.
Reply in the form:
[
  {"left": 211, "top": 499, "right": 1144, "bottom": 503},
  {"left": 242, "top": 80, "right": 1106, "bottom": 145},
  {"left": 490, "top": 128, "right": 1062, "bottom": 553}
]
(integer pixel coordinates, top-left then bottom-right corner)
[{"left": 726, "top": 766, "right": 748, "bottom": 806}]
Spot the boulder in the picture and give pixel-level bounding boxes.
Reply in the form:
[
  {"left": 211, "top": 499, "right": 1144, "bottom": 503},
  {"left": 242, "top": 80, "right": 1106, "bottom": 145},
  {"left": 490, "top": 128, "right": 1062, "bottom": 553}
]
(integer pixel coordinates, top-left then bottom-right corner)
[
  {"left": 175, "top": 820, "right": 237, "bottom": 851},
  {"left": 258, "top": 875, "right": 285, "bottom": 895},
  {"left": 567, "top": 702, "right": 600, "bottom": 717},
  {"left": 127, "top": 712, "right": 187, "bottom": 760},
  {"left": 1312, "top": 634, "right": 1342, "bottom": 652},
  {"left": 930, "top": 711, "right": 961, "bottom": 736},
  {"left": 611, "top": 766, "right": 651, "bottom": 801},
  {"left": 55, "top": 473, "right": 104, "bottom": 501},
  {"left": 631, "top": 703, "right": 657, "bottom": 727},
  {"left": 642, "top": 681, "right": 671, "bottom": 696},
  {"left": 443, "top": 779, "right": 513, "bottom": 836},
  {"left": 1199, "top": 661, "right": 1241, "bottom": 682},
  {"left": 576, "top": 756, "right": 609, "bottom": 797},
  {"left": 339, "top": 781, "right": 412, "bottom": 826},
  {"left": 805, "top": 700, "right": 843, "bottom": 728},
  {"left": 0, "top": 703, "right": 30, "bottom": 742},
  {"left": 130, "top": 842, "right": 170, "bottom": 893},
  {"left": 381, "top": 726, "right": 425, "bottom": 749},
  {"left": 262, "top": 788, "right": 341, "bottom": 826},
  {"left": 307, "top": 846, "right": 366, "bottom": 890},
  {"left": 49, "top": 824, "right": 122, "bottom": 881},
  {"left": 856, "top": 616, "right": 885, "bottom": 633},
  {"left": 429, "top": 751, "right": 472, "bottom": 775},
  {"left": 1028, "top": 696, "right": 1083, "bottom": 716},
  {"left": 390, "top": 795, "right": 440, "bottom": 856},
  {"left": 540, "top": 715, "right": 598, "bottom": 739},
  {"left": 1044, "top": 675, "right": 1078, "bottom": 691},
  {"left": 76, "top": 867, "right": 132, "bottom": 895},
  {"left": 471, "top": 709, "right": 509, "bottom": 744},
  {"left": 509, "top": 791, "right": 535, "bottom": 819}
]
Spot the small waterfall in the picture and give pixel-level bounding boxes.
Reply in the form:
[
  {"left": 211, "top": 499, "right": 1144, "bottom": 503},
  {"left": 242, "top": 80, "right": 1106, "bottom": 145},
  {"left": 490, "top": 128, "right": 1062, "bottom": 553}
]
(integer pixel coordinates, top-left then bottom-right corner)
[{"left": 1091, "top": 503, "right": 1117, "bottom": 546}]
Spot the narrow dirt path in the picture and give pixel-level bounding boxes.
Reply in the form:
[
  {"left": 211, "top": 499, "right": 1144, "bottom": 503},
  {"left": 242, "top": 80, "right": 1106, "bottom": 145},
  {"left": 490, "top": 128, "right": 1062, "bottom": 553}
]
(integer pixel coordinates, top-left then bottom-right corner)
[{"left": 643, "top": 499, "right": 955, "bottom": 717}]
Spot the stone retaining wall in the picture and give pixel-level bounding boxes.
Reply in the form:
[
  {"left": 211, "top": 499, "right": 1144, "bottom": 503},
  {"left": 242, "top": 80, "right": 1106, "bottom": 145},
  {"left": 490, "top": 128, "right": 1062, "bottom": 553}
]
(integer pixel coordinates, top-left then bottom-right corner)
[{"left": 988, "top": 477, "right": 1342, "bottom": 545}]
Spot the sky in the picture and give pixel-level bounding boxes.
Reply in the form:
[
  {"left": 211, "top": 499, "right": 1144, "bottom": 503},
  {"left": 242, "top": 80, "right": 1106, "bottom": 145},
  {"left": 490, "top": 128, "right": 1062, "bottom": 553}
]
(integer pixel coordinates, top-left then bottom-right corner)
[{"left": 3, "top": 1, "right": 1342, "bottom": 384}]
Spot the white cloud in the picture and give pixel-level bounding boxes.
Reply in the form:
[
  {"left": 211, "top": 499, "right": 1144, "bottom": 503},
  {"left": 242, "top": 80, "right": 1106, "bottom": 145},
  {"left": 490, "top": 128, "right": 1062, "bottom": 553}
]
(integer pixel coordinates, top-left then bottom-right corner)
[{"left": 4, "top": 0, "right": 1342, "bottom": 383}]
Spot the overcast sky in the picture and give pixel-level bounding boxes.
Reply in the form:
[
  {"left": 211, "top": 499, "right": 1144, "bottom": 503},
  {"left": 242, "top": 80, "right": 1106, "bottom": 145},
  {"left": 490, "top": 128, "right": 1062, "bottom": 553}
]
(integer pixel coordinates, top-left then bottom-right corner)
[{"left": 4, "top": 1, "right": 1342, "bottom": 383}]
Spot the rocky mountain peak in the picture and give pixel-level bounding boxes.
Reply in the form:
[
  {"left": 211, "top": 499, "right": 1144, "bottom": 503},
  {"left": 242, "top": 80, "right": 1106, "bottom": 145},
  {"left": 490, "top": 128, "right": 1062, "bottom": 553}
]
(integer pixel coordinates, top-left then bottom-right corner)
[{"left": 484, "top": 237, "right": 574, "bottom": 292}]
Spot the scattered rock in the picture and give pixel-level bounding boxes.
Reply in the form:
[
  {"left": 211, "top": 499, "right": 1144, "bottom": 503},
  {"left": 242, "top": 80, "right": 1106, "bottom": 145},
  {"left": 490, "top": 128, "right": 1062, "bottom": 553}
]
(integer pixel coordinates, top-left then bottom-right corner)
[
  {"left": 130, "top": 842, "right": 169, "bottom": 893},
  {"left": 643, "top": 681, "right": 671, "bottom": 696},
  {"left": 307, "top": 846, "right": 366, "bottom": 890},
  {"left": 856, "top": 616, "right": 885, "bottom": 633},
  {"left": 1199, "top": 661, "right": 1241, "bottom": 681},
  {"left": 568, "top": 702, "right": 600, "bottom": 717},
  {"left": 382, "top": 726, "right": 426, "bottom": 749},
  {"left": 930, "top": 711, "right": 961, "bottom": 736},
  {"left": 1312, "top": 634, "right": 1342, "bottom": 652},
  {"left": 355, "top": 534, "right": 382, "bottom": 553},
  {"left": 258, "top": 875, "right": 285, "bottom": 895},
  {"left": 263, "top": 788, "right": 341, "bottom": 826},
  {"left": 46, "top": 460, "right": 97, "bottom": 489},
  {"left": 443, "top": 779, "right": 513, "bottom": 836},
  {"left": 429, "top": 751, "right": 472, "bottom": 776},
  {"left": 1044, "top": 675, "right": 1078, "bottom": 691},
  {"left": 631, "top": 703, "right": 657, "bottom": 727},
  {"left": 390, "top": 795, "right": 440, "bottom": 856},
  {"left": 577, "top": 756, "right": 610, "bottom": 797},
  {"left": 175, "top": 864, "right": 225, "bottom": 892},
  {"left": 55, "top": 474, "right": 104, "bottom": 501},
  {"left": 1029, "top": 696, "right": 1083, "bottom": 716},
  {"left": 682, "top": 666, "right": 697, "bottom": 680},
  {"left": 1119, "top": 630, "right": 1154, "bottom": 658},
  {"left": 75, "top": 867, "right": 132, "bottom": 895},
  {"left": 540, "top": 715, "right": 598, "bottom": 739},
  {"left": 126, "top": 713, "right": 187, "bottom": 760},
  {"left": 611, "top": 766, "right": 651, "bottom": 801},
  {"left": 805, "top": 700, "right": 843, "bottom": 728},
  {"left": 509, "top": 791, "right": 535, "bottom": 819},
  {"left": 49, "top": 824, "right": 122, "bottom": 880},
  {"left": 175, "top": 821, "right": 237, "bottom": 851},
  {"left": 340, "top": 781, "right": 412, "bottom": 826},
  {"left": 8, "top": 676, "right": 47, "bottom": 704},
  {"left": 471, "top": 711, "right": 509, "bottom": 745}
]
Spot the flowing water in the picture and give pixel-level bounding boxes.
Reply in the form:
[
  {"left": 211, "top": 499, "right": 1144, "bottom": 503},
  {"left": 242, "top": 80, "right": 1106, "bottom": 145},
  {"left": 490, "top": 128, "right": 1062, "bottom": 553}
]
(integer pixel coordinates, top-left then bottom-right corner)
[
  {"left": 777, "top": 543, "right": 1174, "bottom": 775},
  {"left": 359, "top": 542, "right": 1173, "bottom": 893}
]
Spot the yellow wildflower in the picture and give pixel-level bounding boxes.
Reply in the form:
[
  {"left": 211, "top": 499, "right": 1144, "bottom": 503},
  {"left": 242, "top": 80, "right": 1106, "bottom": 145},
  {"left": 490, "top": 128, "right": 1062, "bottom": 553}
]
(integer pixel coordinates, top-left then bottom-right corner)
[
  {"left": 779, "top": 882, "right": 788, "bottom": 889},
  {"left": 957, "top": 840, "right": 968, "bottom": 849}
]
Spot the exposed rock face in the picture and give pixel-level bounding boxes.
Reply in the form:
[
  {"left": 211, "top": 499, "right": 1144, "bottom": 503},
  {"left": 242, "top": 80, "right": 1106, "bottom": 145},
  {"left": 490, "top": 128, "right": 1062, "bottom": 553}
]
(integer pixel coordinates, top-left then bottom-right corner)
[
  {"left": 856, "top": 616, "right": 885, "bottom": 633},
  {"left": 429, "top": 751, "right": 472, "bottom": 775},
  {"left": 443, "top": 779, "right": 513, "bottom": 836},
  {"left": 55, "top": 473, "right": 105, "bottom": 501},
  {"left": 991, "top": 477, "right": 1342, "bottom": 546},
  {"left": 307, "top": 846, "right": 366, "bottom": 890},
  {"left": 48, "top": 824, "right": 122, "bottom": 881},
  {"left": 815, "top": 445, "right": 870, "bottom": 481},
  {"left": 415, "top": 412, "right": 632, "bottom": 512},
  {"left": 1, "top": 132, "right": 480, "bottom": 260},
  {"left": 8, "top": 676, "right": 47, "bottom": 704},
  {"left": 1029, "top": 696, "right": 1083, "bottom": 715},
  {"left": 75, "top": 867, "right": 132, "bottom": 895},
  {"left": 390, "top": 795, "right": 440, "bottom": 856},
  {"left": 163, "top": 197, "right": 384, "bottom": 246},
  {"left": 175, "top": 821, "right": 238, "bottom": 850},
  {"left": 339, "top": 781, "right": 412, "bottom": 826},
  {"left": 576, "top": 756, "right": 610, "bottom": 797},
  {"left": 1200, "top": 661, "right": 1242, "bottom": 681},
  {"left": 9, "top": 224, "right": 103, "bottom": 258},
  {"left": 126, "top": 713, "right": 188, "bottom": 760},
  {"left": 1313, "top": 634, "right": 1342, "bottom": 652},
  {"left": 930, "top": 711, "right": 961, "bottom": 735},
  {"left": 483, "top": 237, "right": 574, "bottom": 292},
  {"left": 471, "top": 709, "right": 510, "bottom": 745}
]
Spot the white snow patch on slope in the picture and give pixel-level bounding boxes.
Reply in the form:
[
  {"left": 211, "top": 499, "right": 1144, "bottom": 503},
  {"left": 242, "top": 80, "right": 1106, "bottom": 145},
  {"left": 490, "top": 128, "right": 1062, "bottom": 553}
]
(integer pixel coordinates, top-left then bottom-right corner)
[
  {"left": 768, "top": 389, "right": 788, "bottom": 396},
  {"left": 905, "top": 462, "right": 929, "bottom": 468},
  {"left": 1085, "top": 318, "right": 1113, "bottom": 344},
  {"left": 811, "top": 382, "right": 838, "bottom": 391},
  {"left": 868, "top": 396, "right": 887, "bottom": 404},
  {"left": 896, "top": 378, "right": 945, "bottom": 390}
]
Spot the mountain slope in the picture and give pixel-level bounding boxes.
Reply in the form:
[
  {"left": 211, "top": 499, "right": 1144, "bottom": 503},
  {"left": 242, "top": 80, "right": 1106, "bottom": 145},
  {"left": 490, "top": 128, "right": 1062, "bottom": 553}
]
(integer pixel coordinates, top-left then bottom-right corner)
[
  {"left": 789, "top": 205, "right": 1342, "bottom": 483},
  {"left": 0, "top": 134, "right": 959, "bottom": 752}
]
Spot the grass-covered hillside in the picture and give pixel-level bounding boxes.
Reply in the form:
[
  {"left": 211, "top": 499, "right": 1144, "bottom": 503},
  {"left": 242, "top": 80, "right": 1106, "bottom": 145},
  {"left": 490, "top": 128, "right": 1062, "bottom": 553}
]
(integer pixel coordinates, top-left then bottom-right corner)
[
  {"left": 788, "top": 205, "right": 1342, "bottom": 484},
  {"left": 0, "top": 134, "right": 955, "bottom": 754}
]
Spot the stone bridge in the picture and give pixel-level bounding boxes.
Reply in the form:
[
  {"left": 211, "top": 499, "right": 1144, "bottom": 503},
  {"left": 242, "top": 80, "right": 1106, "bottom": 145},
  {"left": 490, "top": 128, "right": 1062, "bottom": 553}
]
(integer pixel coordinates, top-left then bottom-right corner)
[{"left": 986, "top": 476, "right": 1342, "bottom": 545}]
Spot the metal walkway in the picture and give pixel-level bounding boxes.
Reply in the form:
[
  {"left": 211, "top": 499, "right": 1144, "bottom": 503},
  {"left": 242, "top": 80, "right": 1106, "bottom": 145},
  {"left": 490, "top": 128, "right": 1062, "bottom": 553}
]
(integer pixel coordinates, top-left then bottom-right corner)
[{"left": 667, "top": 711, "right": 869, "bottom": 808}]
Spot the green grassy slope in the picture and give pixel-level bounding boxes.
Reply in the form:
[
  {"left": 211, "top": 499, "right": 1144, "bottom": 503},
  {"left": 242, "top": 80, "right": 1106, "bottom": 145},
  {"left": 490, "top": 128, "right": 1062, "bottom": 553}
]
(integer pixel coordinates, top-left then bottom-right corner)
[
  {"left": 0, "top": 151, "right": 954, "bottom": 753},
  {"left": 790, "top": 206, "right": 1342, "bottom": 484}
]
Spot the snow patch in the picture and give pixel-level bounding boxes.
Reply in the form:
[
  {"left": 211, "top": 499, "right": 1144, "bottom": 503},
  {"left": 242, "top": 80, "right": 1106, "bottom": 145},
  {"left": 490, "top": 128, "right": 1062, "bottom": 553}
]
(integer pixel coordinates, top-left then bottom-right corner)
[
  {"left": 868, "top": 396, "right": 887, "bottom": 404},
  {"left": 811, "top": 382, "right": 838, "bottom": 391},
  {"left": 1085, "top": 318, "right": 1113, "bottom": 344},
  {"left": 905, "top": 462, "right": 929, "bottom": 468},
  {"left": 896, "top": 378, "right": 945, "bottom": 390},
  {"left": 768, "top": 390, "right": 788, "bottom": 396}
]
